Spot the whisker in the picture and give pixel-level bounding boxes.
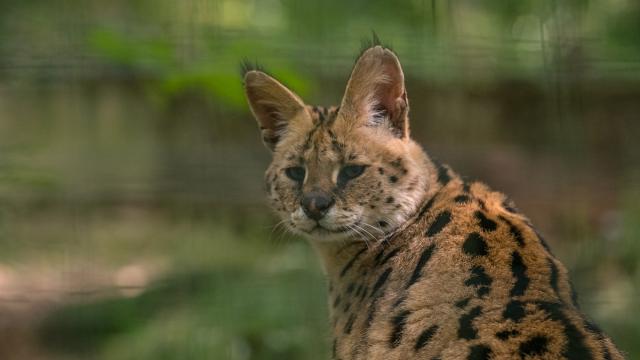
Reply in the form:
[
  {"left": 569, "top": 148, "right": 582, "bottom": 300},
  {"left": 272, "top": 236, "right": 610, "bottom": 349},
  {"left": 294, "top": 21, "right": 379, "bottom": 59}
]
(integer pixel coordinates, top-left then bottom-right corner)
[
  {"left": 359, "top": 221, "right": 385, "bottom": 235},
  {"left": 351, "top": 223, "right": 377, "bottom": 248},
  {"left": 348, "top": 224, "right": 371, "bottom": 249}
]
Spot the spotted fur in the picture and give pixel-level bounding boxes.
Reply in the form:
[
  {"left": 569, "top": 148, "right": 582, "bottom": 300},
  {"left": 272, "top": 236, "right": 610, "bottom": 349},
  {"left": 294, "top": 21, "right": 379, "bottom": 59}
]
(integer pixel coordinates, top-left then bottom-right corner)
[{"left": 244, "top": 44, "right": 625, "bottom": 359}]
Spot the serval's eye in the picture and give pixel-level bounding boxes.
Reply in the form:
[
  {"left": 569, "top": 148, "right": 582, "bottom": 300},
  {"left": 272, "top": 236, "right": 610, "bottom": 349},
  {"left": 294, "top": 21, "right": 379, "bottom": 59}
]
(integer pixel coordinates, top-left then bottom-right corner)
[
  {"left": 339, "top": 165, "right": 367, "bottom": 184},
  {"left": 285, "top": 166, "right": 306, "bottom": 182}
]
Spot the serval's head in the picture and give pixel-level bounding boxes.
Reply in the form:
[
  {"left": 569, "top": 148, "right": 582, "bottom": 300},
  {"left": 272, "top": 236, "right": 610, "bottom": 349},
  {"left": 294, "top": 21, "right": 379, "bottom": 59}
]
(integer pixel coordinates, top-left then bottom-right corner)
[{"left": 244, "top": 45, "right": 430, "bottom": 242}]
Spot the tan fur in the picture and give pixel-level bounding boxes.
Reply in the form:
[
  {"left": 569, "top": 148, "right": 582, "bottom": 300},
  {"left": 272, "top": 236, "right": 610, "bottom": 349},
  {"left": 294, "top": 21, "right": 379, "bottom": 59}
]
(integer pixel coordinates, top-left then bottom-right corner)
[{"left": 244, "top": 46, "right": 625, "bottom": 359}]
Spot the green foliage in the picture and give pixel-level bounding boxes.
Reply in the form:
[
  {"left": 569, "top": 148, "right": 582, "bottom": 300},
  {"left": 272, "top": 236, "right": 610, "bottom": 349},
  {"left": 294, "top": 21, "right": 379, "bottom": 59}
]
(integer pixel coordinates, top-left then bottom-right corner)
[
  {"left": 40, "top": 261, "right": 329, "bottom": 359},
  {"left": 87, "top": 28, "right": 310, "bottom": 109}
]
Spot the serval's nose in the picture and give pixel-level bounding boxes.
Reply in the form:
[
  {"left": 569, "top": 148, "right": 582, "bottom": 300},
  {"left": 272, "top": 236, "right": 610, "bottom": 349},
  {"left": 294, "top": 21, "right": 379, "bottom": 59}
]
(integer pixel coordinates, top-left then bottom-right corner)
[{"left": 301, "top": 191, "right": 335, "bottom": 221}]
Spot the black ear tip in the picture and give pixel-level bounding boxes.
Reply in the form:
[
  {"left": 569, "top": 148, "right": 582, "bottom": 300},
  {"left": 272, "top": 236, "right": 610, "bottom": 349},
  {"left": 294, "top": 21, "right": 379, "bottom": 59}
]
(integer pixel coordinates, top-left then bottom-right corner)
[
  {"left": 372, "top": 30, "right": 382, "bottom": 46},
  {"left": 240, "top": 59, "right": 267, "bottom": 79},
  {"left": 357, "top": 32, "right": 394, "bottom": 61}
]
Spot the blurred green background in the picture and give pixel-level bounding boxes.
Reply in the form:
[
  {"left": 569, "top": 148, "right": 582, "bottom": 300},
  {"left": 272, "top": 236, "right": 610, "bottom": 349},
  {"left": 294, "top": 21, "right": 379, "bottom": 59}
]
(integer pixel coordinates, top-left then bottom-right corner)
[{"left": 0, "top": 0, "right": 639, "bottom": 359}]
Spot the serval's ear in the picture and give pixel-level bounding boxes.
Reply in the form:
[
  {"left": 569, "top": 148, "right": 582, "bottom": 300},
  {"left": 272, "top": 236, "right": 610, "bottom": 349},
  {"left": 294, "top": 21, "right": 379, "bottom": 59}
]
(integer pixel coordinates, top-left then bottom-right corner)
[
  {"left": 243, "top": 70, "right": 307, "bottom": 151},
  {"left": 338, "top": 46, "right": 409, "bottom": 138}
]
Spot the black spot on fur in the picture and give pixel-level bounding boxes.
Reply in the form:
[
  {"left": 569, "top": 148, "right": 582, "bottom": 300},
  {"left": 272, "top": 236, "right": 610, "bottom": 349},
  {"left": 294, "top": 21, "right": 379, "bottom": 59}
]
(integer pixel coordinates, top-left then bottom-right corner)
[
  {"left": 467, "top": 344, "right": 492, "bottom": 360},
  {"left": 536, "top": 301, "right": 593, "bottom": 359},
  {"left": 378, "top": 221, "right": 388, "bottom": 228},
  {"left": 463, "top": 182, "right": 471, "bottom": 193},
  {"left": 499, "top": 215, "right": 525, "bottom": 247},
  {"left": 389, "top": 310, "right": 411, "bottom": 347},
  {"left": 373, "top": 248, "right": 385, "bottom": 265},
  {"left": 346, "top": 283, "right": 355, "bottom": 294},
  {"left": 406, "top": 244, "right": 436, "bottom": 289},
  {"left": 548, "top": 258, "right": 560, "bottom": 298},
  {"left": 570, "top": 282, "right": 580, "bottom": 308},
  {"left": 584, "top": 319, "right": 604, "bottom": 337},
  {"left": 463, "top": 232, "right": 488, "bottom": 256},
  {"left": 436, "top": 162, "right": 451, "bottom": 186},
  {"left": 371, "top": 268, "right": 392, "bottom": 298},
  {"left": 330, "top": 139, "right": 345, "bottom": 154},
  {"left": 366, "top": 297, "right": 381, "bottom": 327},
  {"left": 340, "top": 248, "right": 367, "bottom": 278},
  {"left": 343, "top": 313, "right": 356, "bottom": 334},
  {"left": 455, "top": 195, "right": 470, "bottom": 204},
  {"left": 503, "top": 300, "right": 526, "bottom": 322},
  {"left": 533, "top": 228, "right": 553, "bottom": 253},
  {"left": 584, "top": 318, "right": 612, "bottom": 359},
  {"left": 378, "top": 167, "right": 385, "bottom": 175},
  {"left": 426, "top": 211, "right": 452, "bottom": 237},
  {"left": 510, "top": 251, "right": 530, "bottom": 297},
  {"left": 343, "top": 302, "right": 351, "bottom": 312},
  {"left": 333, "top": 295, "right": 341, "bottom": 308},
  {"left": 475, "top": 211, "right": 497, "bottom": 232},
  {"left": 415, "top": 325, "right": 439, "bottom": 350},
  {"left": 380, "top": 248, "right": 400, "bottom": 266},
  {"left": 519, "top": 336, "right": 549, "bottom": 357},
  {"left": 455, "top": 297, "right": 471, "bottom": 309},
  {"left": 392, "top": 295, "right": 407, "bottom": 308},
  {"left": 354, "top": 284, "right": 363, "bottom": 297},
  {"left": 465, "top": 266, "right": 492, "bottom": 287},
  {"left": 386, "top": 196, "right": 394, "bottom": 204},
  {"left": 458, "top": 306, "right": 482, "bottom": 340},
  {"left": 502, "top": 199, "right": 519, "bottom": 213},
  {"left": 389, "top": 175, "right": 398, "bottom": 183},
  {"left": 496, "top": 329, "right": 519, "bottom": 340},
  {"left": 360, "top": 286, "right": 368, "bottom": 301},
  {"left": 477, "top": 286, "right": 490, "bottom": 297},
  {"left": 418, "top": 195, "right": 437, "bottom": 218}
]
